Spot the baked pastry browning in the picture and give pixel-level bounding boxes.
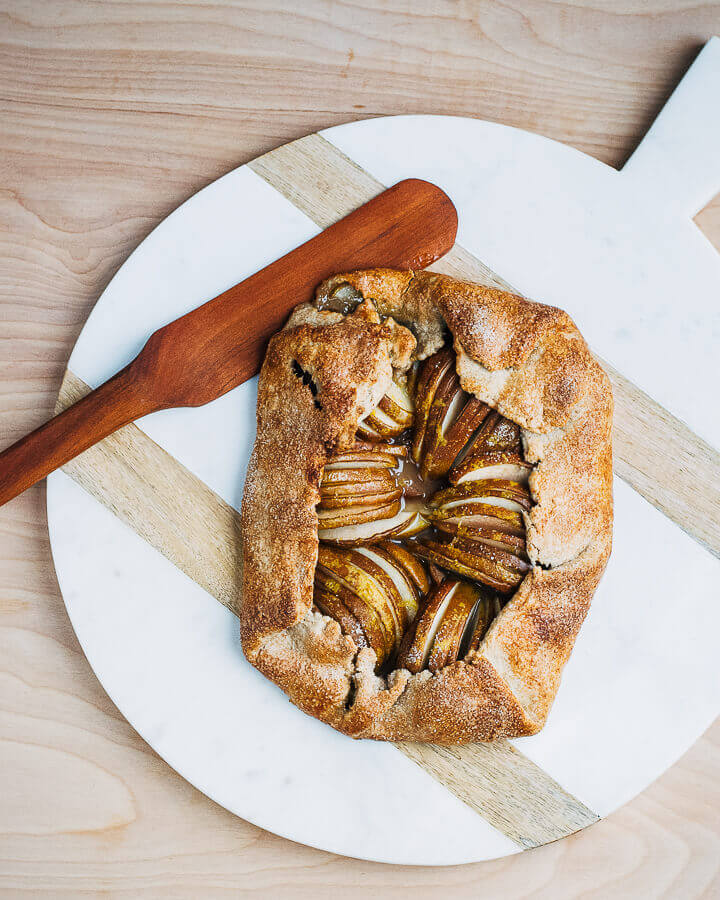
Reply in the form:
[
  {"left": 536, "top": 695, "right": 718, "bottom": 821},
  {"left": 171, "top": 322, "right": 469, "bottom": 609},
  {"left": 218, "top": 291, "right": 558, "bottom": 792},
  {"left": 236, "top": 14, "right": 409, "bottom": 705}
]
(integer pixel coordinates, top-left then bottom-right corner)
[{"left": 241, "top": 271, "right": 613, "bottom": 743}]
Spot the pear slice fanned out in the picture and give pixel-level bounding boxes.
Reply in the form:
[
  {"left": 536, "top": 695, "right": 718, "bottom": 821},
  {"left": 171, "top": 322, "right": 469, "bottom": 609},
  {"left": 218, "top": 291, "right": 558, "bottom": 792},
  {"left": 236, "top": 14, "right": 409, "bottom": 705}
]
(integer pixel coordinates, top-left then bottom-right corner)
[
  {"left": 317, "top": 498, "right": 402, "bottom": 530},
  {"left": 357, "top": 377, "right": 415, "bottom": 440},
  {"left": 430, "top": 479, "right": 532, "bottom": 512},
  {"left": 419, "top": 365, "right": 461, "bottom": 465},
  {"left": 318, "top": 501, "right": 429, "bottom": 545},
  {"left": 428, "top": 502, "right": 525, "bottom": 535},
  {"left": 318, "top": 444, "right": 407, "bottom": 532},
  {"left": 344, "top": 548, "right": 405, "bottom": 641},
  {"left": 464, "top": 590, "right": 503, "bottom": 656},
  {"left": 410, "top": 536, "right": 529, "bottom": 593},
  {"left": 391, "top": 506, "right": 431, "bottom": 538},
  {"left": 422, "top": 393, "right": 491, "bottom": 480},
  {"left": 377, "top": 540, "right": 431, "bottom": 595},
  {"left": 395, "top": 578, "right": 504, "bottom": 674},
  {"left": 314, "top": 568, "right": 391, "bottom": 664},
  {"left": 451, "top": 457, "right": 533, "bottom": 486},
  {"left": 314, "top": 542, "right": 433, "bottom": 669},
  {"left": 449, "top": 411, "right": 531, "bottom": 485},
  {"left": 395, "top": 580, "right": 458, "bottom": 674},
  {"left": 411, "top": 348, "right": 455, "bottom": 463},
  {"left": 424, "top": 475, "right": 532, "bottom": 586},
  {"left": 416, "top": 365, "right": 492, "bottom": 480},
  {"left": 354, "top": 545, "right": 420, "bottom": 628},
  {"left": 313, "top": 588, "right": 370, "bottom": 652},
  {"left": 379, "top": 379, "right": 414, "bottom": 424},
  {"left": 433, "top": 518, "right": 527, "bottom": 556},
  {"left": 426, "top": 580, "right": 483, "bottom": 673},
  {"left": 427, "top": 479, "right": 531, "bottom": 547},
  {"left": 325, "top": 442, "right": 406, "bottom": 470},
  {"left": 320, "top": 481, "right": 402, "bottom": 509},
  {"left": 316, "top": 547, "right": 400, "bottom": 661}
]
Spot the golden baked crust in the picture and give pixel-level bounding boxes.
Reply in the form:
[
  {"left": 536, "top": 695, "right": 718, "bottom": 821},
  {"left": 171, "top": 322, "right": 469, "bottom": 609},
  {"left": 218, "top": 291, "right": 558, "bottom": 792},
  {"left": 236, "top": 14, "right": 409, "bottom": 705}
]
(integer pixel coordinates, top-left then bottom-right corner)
[{"left": 240, "top": 270, "right": 613, "bottom": 743}]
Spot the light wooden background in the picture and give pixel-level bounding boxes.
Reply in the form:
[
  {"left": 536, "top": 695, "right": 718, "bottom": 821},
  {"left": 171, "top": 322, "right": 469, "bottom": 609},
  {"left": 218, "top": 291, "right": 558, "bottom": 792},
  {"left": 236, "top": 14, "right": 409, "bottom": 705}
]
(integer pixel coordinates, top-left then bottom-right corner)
[{"left": 1, "top": 1, "right": 719, "bottom": 896}]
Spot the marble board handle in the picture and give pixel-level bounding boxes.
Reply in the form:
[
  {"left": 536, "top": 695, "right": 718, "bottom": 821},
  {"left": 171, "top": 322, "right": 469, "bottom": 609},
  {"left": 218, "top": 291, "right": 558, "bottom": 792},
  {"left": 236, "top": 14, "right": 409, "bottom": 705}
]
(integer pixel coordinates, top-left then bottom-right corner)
[{"left": 621, "top": 37, "right": 720, "bottom": 218}]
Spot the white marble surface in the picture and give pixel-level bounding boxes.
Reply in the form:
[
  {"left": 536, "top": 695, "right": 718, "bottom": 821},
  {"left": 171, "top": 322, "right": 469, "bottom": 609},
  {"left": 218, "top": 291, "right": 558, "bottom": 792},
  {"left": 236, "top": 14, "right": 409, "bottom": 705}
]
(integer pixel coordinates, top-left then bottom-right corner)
[{"left": 47, "top": 39, "right": 720, "bottom": 864}]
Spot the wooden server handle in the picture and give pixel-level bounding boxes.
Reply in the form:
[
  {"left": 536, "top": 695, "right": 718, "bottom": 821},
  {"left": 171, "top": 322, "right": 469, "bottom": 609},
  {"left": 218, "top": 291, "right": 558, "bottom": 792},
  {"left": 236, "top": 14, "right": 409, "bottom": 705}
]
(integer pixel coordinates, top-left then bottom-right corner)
[
  {"left": 0, "top": 364, "right": 156, "bottom": 505},
  {"left": 0, "top": 178, "right": 458, "bottom": 506}
]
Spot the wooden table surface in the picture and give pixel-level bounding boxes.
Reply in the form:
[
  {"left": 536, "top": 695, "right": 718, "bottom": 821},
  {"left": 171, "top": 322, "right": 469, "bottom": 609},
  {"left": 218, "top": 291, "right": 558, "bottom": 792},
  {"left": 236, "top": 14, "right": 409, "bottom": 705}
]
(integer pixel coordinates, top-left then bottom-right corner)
[{"left": 1, "top": 2, "right": 719, "bottom": 896}]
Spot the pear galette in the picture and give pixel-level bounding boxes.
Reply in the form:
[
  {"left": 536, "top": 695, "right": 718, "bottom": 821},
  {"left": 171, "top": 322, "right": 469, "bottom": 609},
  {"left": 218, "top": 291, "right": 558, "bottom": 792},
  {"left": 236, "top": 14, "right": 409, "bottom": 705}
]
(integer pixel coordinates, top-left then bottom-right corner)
[{"left": 240, "top": 270, "right": 612, "bottom": 744}]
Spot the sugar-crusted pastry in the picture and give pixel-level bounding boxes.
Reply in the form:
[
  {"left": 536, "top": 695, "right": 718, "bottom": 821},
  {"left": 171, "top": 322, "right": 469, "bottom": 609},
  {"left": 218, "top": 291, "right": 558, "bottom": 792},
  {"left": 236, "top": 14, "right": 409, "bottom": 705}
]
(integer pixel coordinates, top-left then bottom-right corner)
[{"left": 240, "top": 270, "right": 613, "bottom": 744}]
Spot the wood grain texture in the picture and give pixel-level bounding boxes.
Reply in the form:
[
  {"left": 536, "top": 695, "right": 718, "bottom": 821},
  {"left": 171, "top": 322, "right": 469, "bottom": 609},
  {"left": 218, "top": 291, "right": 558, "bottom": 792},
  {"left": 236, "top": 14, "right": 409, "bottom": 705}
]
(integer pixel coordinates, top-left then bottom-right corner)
[
  {"left": 2, "top": 0, "right": 719, "bottom": 894},
  {"left": 396, "top": 741, "right": 598, "bottom": 849},
  {"left": 55, "top": 370, "right": 598, "bottom": 849}
]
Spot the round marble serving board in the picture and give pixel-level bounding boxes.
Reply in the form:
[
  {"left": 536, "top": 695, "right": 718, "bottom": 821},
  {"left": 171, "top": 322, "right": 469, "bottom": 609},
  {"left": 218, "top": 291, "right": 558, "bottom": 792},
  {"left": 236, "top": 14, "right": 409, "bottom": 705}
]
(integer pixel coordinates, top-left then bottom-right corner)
[{"left": 47, "top": 40, "right": 720, "bottom": 865}]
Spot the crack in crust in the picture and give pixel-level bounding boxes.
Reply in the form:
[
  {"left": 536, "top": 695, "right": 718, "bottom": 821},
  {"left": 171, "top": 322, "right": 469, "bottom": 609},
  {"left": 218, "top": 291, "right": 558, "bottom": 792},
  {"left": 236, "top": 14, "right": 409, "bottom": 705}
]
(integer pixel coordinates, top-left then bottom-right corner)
[{"left": 241, "top": 270, "right": 613, "bottom": 744}]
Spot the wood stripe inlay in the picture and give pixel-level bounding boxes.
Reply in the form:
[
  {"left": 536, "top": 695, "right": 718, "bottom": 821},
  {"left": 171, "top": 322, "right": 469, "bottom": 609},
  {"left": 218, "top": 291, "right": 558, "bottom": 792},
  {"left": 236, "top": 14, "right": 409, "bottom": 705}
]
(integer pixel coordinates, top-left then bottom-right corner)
[
  {"left": 56, "top": 371, "right": 599, "bottom": 848},
  {"left": 250, "top": 133, "right": 720, "bottom": 559},
  {"left": 56, "top": 372, "right": 242, "bottom": 617},
  {"left": 396, "top": 740, "right": 598, "bottom": 849}
]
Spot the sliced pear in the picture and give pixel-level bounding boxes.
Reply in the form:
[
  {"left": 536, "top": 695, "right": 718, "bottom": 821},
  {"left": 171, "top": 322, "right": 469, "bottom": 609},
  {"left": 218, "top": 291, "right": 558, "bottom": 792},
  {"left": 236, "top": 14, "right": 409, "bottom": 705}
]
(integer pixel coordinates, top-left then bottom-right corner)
[
  {"left": 319, "top": 488, "right": 402, "bottom": 510},
  {"left": 317, "top": 547, "right": 398, "bottom": 653},
  {"left": 416, "top": 366, "right": 462, "bottom": 476},
  {"left": 474, "top": 412, "right": 522, "bottom": 453},
  {"left": 377, "top": 540, "right": 431, "bottom": 595},
  {"left": 396, "top": 580, "right": 458, "bottom": 674},
  {"left": 430, "top": 479, "right": 532, "bottom": 512},
  {"left": 313, "top": 588, "right": 369, "bottom": 651},
  {"left": 451, "top": 458, "right": 532, "bottom": 486},
  {"left": 319, "top": 502, "right": 427, "bottom": 545},
  {"left": 428, "top": 502, "right": 525, "bottom": 535},
  {"left": 325, "top": 454, "right": 399, "bottom": 470},
  {"left": 356, "top": 419, "right": 382, "bottom": 441},
  {"left": 345, "top": 549, "right": 404, "bottom": 641},
  {"left": 450, "top": 536, "right": 531, "bottom": 574},
  {"left": 354, "top": 546, "right": 418, "bottom": 628},
  {"left": 359, "top": 404, "right": 406, "bottom": 439},
  {"left": 411, "top": 543, "right": 510, "bottom": 592},
  {"left": 418, "top": 368, "right": 493, "bottom": 481},
  {"left": 321, "top": 467, "right": 397, "bottom": 489},
  {"left": 411, "top": 539, "right": 526, "bottom": 593},
  {"left": 314, "top": 568, "right": 391, "bottom": 663},
  {"left": 455, "top": 538, "right": 529, "bottom": 586},
  {"left": 357, "top": 376, "right": 415, "bottom": 439},
  {"left": 326, "top": 442, "right": 406, "bottom": 470},
  {"left": 464, "top": 591, "right": 502, "bottom": 655},
  {"left": 441, "top": 495, "right": 527, "bottom": 514},
  {"left": 427, "top": 580, "right": 482, "bottom": 673},
  {"left": 319, "top": 451, "right": 404, "bottom": 521},
  {"left": 321, "top": 482, "right": 399, "bottom": 504},
  {"left": 378, "top": 378, "right": 414, "bottom": 426},
  {"left": 391, "top": 508, "right": 430, "bottom": 538},
  {"left": 412, "top": 348, "right": 455, "bottom": 463},
  {"left": 433, "top": 518, "right": 527, "bottom": 555},
  {"left": 405, "top": 362, "right": 420, "bottom": 398},
  {"left": 422, "top": 395, "right": 491, "bottom": 480},
  {"left": 317, "top": 498, "right": 401, "bottom": 530},
  {"left": 450, "top": 412, "right": 526, "bottom": 479}
]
